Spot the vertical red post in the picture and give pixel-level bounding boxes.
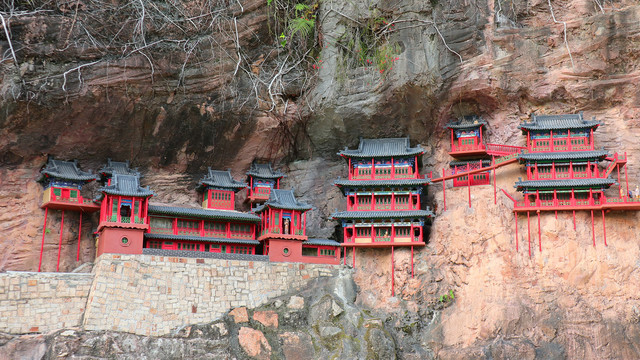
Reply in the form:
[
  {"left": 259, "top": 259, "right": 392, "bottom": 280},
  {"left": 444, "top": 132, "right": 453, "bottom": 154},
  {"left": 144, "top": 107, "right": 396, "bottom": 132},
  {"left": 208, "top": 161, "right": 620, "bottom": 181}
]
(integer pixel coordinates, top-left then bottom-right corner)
[
  {"left": 573, "top": 210, "right": 576, "bottom": 230},
  {"left": 527, "top": 211, "right": 531, "bottom": 257},
  {"left": 617, "top": 164, "right": 621, "bottom": 197},
  {"left": 450, "top": 129, "right": 454, "bottom": 152},
  {"left": 602, "top": 210, "right": 607, "bottom": 246},
  {"left": 515, "top": 212, "right": 519, "bottom": 252},
  {"left": 591, "top": 210, "right": 595, "bottom": 247},
  {"left": 467, "top": 170, "right": 471, "bottom": 208},
  {"left": 493, "top": 157, "right": 497, "bottom": 205},
  {"left": 411, "top": 246, "right": 414, "bottom": 278},
  {"left": 38, "top": 207, "right": 48, "bottom": 272},
  {"left": 76, "top": 213, "right": 82, "bottom": 262},
  {"left": 353, "top": 247, "right": 356, "bottom": 268},
  {"left": 625, "top": 162, "right": 629, "bottom": 198},
  {"left": 391, "top": 246, "right": 395, "bottom": 297},
  {"left": 537, "top": 211, "right": 542, "bottom": 252},
  {"left": 56, "top": 210, "right": 65, "bottom": 272},
  {"left": 442, "top": 169, "right": 446, "bottom": 211}
]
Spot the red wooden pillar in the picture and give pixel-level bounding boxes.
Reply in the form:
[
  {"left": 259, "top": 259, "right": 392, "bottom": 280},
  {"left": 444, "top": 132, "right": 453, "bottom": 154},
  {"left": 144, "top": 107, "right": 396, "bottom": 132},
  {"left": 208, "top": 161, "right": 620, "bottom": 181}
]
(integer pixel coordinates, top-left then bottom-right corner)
[
  {"left": 411, "top": 246, "right": 414, "bottom": 278},
  {"left": 591, "top": 210, "right": 595, "bottom": 247},
  {"left": 442, "top": 169, "right": 447, "bottom": 211},
  {"left": 573, "top": 210, "right": 576, "bottom": 230},
  {"left": 527, "top": 211, "right": 531, "bottom": 257},
  {"left": 550, "top": 130, "right": 554, "bottom": 151},
  {"left": 590, "top": 128, "right": 594, "bottom": 149},
  {"left": 116, "top": 196, "right": 121, "bottom": 222},
  {"left": 56, "top": 210, "right": 65, "bottom": 272},
  {"left": 625, "top": 162, "right": 629, "bottom": 198},
  {"left": 371, "top": 159, "right": 375, "bottom": 180},
  {"left": 450, "top": 129, "right": 454, "bottom": 151},
  {"left": 567, "top": 129, "right": 572, "bottom": 151},
  {"left": 617, "top": 164, "right": 621, "bottom": 197},
  {"left": 391, "top": 246, "right": 395, "bottom": 297},
  {"left": 479, "top": 126, "right": 483, "bottom": 147},
  {"left": 537, "top": 211, "right": 542, "bottom": 252},
  {"left": 493, "top": 157, "right": 497, "bottom": 205},
  {"left": 391, "top": 157, "right": 395, "bottom": 179},
  {"left": 515, "top": 212, "right": 519, "bottom": 252},
  {"left": 348, "top": 158, "right": 352, "bottom": 179},
  {"left": 353, "top": 247, "right": 356, "bottom": 268},
  {"left": 76, "top": 213, "right": 82, "bottom": 262},
  {"left": 414, "top": 156, "right": 418, "bottom": 175},
  {"left": 602, "top": 210, "right": 607, "bottom": 246},
  {"left": 38, "top": 208, "right": 48, "bottom": 272},
  {"left": 467, "top": 170, "right": 471, "bottom": 208}
]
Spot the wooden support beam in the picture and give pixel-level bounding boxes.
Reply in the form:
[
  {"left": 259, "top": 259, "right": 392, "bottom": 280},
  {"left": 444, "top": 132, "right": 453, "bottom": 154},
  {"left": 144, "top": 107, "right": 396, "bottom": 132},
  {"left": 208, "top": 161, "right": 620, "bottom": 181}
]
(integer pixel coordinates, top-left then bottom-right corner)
[
  {"left": 602, "top": 210, "right": 607, "bottom": 246},
  {"left": 76, "top": 212, "right": 82, "bottom": 262},
  {"left": 411, "top": 246, "right": 414, "bottom": 278},
  {"left": 56, "top": 210, "right": 65, "bottom": 272},
  {"left": 468, "top": 171, "right": 471, "bottom": 208},
  {"left": 391, "top": 246, "right": 395, "bottom": 297},
  {"left": 573, "top": 210, "right": 576, "bottom": 230},
  {"left": 527, "top": 212, "right": 531, "bottom": 257},
  {"left": 515, "top": 213, "right": 519, "bottom": 252},
  {"left": 591, "top": 210, "right": 595, "bottom": 247},
  {"left": 38, "top": 208, "right": 48, "bottom": 272},
  {"left": 353, "top": 247, "right": 356, "bottom": 268},
  {"left": 493, "top": 157, "right": 497, "bottom": 205},
  {"left": 537, "top": 211, "right": 542, "bottom": 252},
  {"left": 442, "top": 168, "right": 446, "bottom": 211}
]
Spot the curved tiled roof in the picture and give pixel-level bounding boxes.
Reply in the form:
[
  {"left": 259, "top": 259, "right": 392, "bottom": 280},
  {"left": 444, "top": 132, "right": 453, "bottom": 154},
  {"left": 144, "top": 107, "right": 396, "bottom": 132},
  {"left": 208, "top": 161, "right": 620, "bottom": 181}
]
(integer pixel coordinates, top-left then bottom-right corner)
[
  {"left": 331, "top": 209, "right": 434, "bottom": 220},
  {"left": 303, "top": 238, "right": 341, "bottom": 247},
  {"left": 514, "top": 178, "right": 616, "bottom": 191},
  {"left": 148, "top": 204, "right": 260, "bottom": 222},
  {"left": 98, "top": 159, "right": 140, "bottom": 181},
  {"left": 338, "top": 137, "right": 424, "bottom": 158},
  {"left": 518, "top": 150, "right": 608, "bottom": 162},
  {"left": 98, "top": 174, "right": 154, "bottom": 197},
  {"left": 334, "top": 178, "right": 430, "bottom": 187},
  {"left": 144, "top": 233, "right": 259, "bottom": 245},
  {"left": 519, "top": 113, "right": 601, "bottom": 131},
  {"left": 38, "top": 158, "right": 96, "bottom": 183},
  {"left": 246, "top": 162, "right": 286, "bottom": 179},
  {"left": 197, "top": 168, "right": 247, "bottom": 192},
  {"left": 445, "top": 115, "right": 488, "bottom": 130},
  {"left": 253, "top": 189, "right": 313, "bottom": 213}
]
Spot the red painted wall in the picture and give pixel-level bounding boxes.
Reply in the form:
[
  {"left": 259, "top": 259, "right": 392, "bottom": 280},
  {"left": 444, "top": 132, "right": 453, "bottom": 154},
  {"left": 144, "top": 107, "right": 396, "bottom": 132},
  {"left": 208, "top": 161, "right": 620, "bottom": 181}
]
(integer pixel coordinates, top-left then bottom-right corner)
[
  {"left": 267, "top": 239, "right": 340, "bottom": 265},
  {"left": 97, "top": 227, "right": 145, "bottom": 257}
]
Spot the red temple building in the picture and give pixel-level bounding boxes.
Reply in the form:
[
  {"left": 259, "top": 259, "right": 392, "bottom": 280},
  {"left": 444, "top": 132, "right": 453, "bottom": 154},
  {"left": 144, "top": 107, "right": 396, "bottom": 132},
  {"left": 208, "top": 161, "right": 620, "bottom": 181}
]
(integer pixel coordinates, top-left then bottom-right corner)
[
  {"left": 98, "top": 159, "right": 140, "bottom": 185},
  {"left": 246, "top": 162, "right": 286, "bottom": 204},
  {"left": 37, "top": 158, "right": 100, "bottom": 271},
  {"left": 144, "top": 169, "right": 261, "bottom": 255},
  {"left": 332, "top": 137, "right": 434, "bottom": 294},
  {"left": 96, "top": 173, "right": 154, "bottom": 257},
  {"left": 503, "top": 113, "right": 637, "bottom": 253},
  {"left": 254, "top": 189, "right": 341, "bottom": 264},
  {"left": 445, "top": 116, "right": 491, "bottom": 187}
]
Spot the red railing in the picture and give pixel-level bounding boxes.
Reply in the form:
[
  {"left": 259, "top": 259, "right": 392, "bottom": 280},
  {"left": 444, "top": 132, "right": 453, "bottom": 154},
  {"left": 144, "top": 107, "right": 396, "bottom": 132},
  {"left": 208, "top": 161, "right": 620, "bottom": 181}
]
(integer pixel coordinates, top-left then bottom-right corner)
[
  {"left": 250, "top": 186, "right": 271, "bottom": 199},
  {"left": 486, "top": 143, "right": 526, "bottom": 156},
  {"left": 513, "top": 195, "right": 640, "bottom": 210},
  {"left": 450, "top": 143, "right": 485, "bottom": 153}
]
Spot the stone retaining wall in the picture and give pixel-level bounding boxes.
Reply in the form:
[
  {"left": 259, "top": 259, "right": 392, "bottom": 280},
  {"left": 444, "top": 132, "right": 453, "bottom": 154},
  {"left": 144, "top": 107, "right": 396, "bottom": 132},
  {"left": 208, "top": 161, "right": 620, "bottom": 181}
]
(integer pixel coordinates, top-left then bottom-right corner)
[
  {"left": 0, "top": 271, "right": 93, "bottom": 334},
  {"left": 83, "top": 254, "right": 339, "bottom": 336}
]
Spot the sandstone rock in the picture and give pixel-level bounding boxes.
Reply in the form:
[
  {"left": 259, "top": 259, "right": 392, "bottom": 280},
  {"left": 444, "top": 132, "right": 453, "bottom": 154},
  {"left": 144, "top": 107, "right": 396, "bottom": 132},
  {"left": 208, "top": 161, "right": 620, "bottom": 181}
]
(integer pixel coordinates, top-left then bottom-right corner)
[
  {"left": 229, "top": 307, "right": 249, "bottom": 323},
  {"left": 212, "top": 323, "right": 228, "bottom": 336},
  {"left": 331, "top": 300, "right": 344, "bottom": 317},
  {"left": 287, "top": 296, "right": 305, "bottom": 310},
  {"left": 274, "top": 300, "right": 284, "bottom": 308},
  {"left": 365, "top": 327, "right": 397, "bottom": 360},
  {"left": 238, "top": 327, "right": 271, "bottom": 360},
  {"left": 279, "top": 332, "right": 314, "bottom": 360},
  {"left": 319, "top": 326, "right": 342, "bottom": 339},
  {"left": 253, "top": 311, "right": 278, "bottom": 328}
]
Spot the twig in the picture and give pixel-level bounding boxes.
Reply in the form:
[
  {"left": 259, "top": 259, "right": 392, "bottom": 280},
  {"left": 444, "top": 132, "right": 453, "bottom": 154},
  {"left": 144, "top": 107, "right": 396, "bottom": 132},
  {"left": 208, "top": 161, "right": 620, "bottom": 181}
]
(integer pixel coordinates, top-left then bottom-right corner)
[
  {"left": 62, "top": 61, "right": 100, "bottom": 91},
  {"left": 548, "top": 0, "right": 575, "bottom": 70},
  {"left": 0, "top": 14, "right": 19, "bottom": 69},
  {"left": 233, "top": 17, "right": 241, "bottom": 77},
  {"left": 432, "top": 23, "right": 463, "bottom": 63},
  {"left": 593, "top": 0, "right": 604, "bottom": 14},
  {"left": 236, "top": 0, "right": 243, "bottom": 13}
]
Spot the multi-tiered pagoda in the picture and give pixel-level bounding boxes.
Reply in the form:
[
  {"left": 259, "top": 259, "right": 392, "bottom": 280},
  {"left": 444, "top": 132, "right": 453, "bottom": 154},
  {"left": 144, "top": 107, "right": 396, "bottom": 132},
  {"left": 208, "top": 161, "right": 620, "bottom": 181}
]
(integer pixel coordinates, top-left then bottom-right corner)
[
  {"left": 445, "top": 116, "right": 491, "bottom": 187},
  {"left": 332, "top": 137, "right": 434, "bottom": 293},
  {"left": 254, "top": 189, "right": 340, "bottom": 264},
  {"left": 37, "top": 158, "right": 99, "bottom": 271},
  {"left": 507, "top": 113, "right": 633, "bottom": 253},
  {"left": 246, "top": 162, "right": 286, "bottom": 204}
]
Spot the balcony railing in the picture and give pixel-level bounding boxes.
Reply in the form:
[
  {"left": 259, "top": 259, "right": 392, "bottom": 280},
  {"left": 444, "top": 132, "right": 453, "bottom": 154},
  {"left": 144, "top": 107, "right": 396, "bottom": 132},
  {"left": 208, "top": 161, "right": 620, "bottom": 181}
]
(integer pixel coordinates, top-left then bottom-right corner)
[
  {"left": 514, "top": 196, "right": 640, "bottom": 210},
  {"left": 451, "top": 143, "right": 485, "bottom": 153},
  {"left": 485, "top": 143, "right": 526, "bottom": 156}
]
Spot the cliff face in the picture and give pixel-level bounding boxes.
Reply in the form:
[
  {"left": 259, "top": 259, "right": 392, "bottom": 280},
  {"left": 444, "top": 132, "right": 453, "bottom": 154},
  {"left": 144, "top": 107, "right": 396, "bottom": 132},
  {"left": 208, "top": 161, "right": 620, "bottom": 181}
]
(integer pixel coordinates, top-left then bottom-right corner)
[{"left": 2, "top": 0, "right": 640, "bottom": 358}]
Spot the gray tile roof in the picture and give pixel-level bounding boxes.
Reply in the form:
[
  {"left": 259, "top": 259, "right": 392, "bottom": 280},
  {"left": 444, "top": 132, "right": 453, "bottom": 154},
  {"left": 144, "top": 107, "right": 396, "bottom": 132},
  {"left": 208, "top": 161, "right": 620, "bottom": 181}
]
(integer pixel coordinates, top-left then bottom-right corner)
[
  {"left": 142, "top": 248, "right": 269, "bottom": 261},
  {"left": 334, "top": 178, "right": 430, "bottom": 187},
  {"left": 197, "top": 168, "right": 247, "bottom": 192},
  {"left": 253, "top": 189, "right": 313, "bottom": 213},
  {"left": 338, "top": 137, "right": 424, "bottom": 158},
  {"left": 148, "top": 205, "right": 260, "bottom": 222},
  {"left": 519, "top": 113, "right": 601, "bottom": 131},
  {"left": 514, "top": 178, "right": 616, "bottom": 190},
  {"left": 449, "top": 159, "right": 492, "bottom": 167},
  {"left": 98, "top": 174, "right": 154, "bottom": 197},
  {"left": 331, "top": 209, "right": 434, "bottom": 220},
  {"left": 303, "top": 238, "right": 341, "bottom": 247},
  {"left": 445, "top": 115, "right": 488, "bottom": 129},
  {"left": 144, "top": 233, "right": 259, "bottom": 245},
  {"left": 246, "top": 162, "right": 286, "bottom": 179},
  {"left": 518, "top": 150, "right": 608, "bottom": 162},
  {"left": 98, "top": 159, "right": 140, "bottom": 182},
  {"left": 39, "top": 159, "right": 96, "bottom": 183}
]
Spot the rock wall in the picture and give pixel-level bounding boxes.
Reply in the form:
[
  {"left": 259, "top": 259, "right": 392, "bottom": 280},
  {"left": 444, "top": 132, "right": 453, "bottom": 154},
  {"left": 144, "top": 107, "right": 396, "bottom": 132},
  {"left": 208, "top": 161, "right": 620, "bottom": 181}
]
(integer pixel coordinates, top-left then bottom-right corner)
[
  {"left": 0, "top": 271, "right": 92, "bottom": 334},
  {"left": 83, "top": 254, "right": 338, "bottom": 336}
]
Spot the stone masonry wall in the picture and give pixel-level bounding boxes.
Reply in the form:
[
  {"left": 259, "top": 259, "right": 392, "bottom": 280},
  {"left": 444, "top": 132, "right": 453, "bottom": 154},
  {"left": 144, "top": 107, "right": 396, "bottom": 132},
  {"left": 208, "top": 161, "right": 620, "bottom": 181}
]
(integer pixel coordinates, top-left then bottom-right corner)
[
  {"left": 0, "top": 272, "right": 93, "bottom": 334},
  {"left": 82, "top": 254, "right": 339, "bottom": 336}
]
